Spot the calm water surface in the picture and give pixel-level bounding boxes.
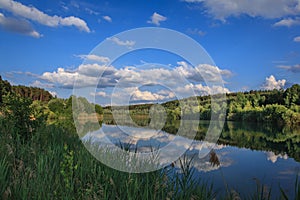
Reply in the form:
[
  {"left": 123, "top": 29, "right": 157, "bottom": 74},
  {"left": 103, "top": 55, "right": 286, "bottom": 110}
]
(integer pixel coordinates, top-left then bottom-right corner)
[{"left": 82, "top": 120, "right": 300, "bottom": 199}]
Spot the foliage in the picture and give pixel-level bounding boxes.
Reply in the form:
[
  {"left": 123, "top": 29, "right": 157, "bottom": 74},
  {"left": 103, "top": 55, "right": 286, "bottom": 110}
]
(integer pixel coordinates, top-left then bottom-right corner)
[
  {"left": 0, "top": 118, "right": 216, "bottom": 199},
  {"left": 107, "top": 84, "right": 300, "bottom": 126},
  {"left": 48, "top": 98, "right": 65, "bottom": 114},
  {"left": 60, "top": 144, "right": 78, "bottom": 192},
  {"left": 1, "top": 118, "right": 297, "bottom": 199},
  {"left": 12, "top": 85, "right": 53, "bottom": 102},
  {"left": 284, "top": 84, "right": 300, "bottom": 107},
  {"left": 0, "top": 75, "right": 53, "bottom": 102},
  {"left": 0, "top": 75, "right": 12, "bottom": 105},
  {"left": 0, "top": 76, "right": 299, "bottom": 199},
  {"left": 0, "top": 157, "right": 9, "bottom": 199},
  {"left": 1, "top": 94, "right": 36, "bottom": 141},
  {"left": 95, "top": 104, "right": 103, "bottom": 114}
]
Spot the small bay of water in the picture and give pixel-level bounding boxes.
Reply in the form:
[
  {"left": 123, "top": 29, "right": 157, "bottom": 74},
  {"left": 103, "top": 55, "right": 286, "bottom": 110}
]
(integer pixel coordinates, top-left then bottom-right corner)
[{"left": 82, "top": 120, "right": 300, "bottom": 199}]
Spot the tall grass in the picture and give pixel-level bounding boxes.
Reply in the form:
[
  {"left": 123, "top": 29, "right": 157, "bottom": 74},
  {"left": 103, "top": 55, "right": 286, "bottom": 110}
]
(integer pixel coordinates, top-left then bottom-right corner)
[
  {"left": 280, "top": 174, "right": 300, "bottom": 200},
  {"left": 0, "top": 157, "right": 9, "bottom": 199},
  {"left": 0, "top": 120, "right": 215, "bottom": 199}
]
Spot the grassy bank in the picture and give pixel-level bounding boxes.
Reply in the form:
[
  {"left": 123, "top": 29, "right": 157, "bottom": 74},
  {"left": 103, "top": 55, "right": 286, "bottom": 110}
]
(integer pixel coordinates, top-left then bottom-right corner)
[
  {"left": 1, "top": 119, "right": 299, "bottom": 199},
  {"left": 0, "top": 119, "right": 216, "bottom": 200}
]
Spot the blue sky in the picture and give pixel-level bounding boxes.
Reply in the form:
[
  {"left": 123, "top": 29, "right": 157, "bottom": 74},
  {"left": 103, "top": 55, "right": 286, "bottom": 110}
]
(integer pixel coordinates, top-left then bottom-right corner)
[{"left": 0, "top": 0, "right": 300, "bottom": 105}]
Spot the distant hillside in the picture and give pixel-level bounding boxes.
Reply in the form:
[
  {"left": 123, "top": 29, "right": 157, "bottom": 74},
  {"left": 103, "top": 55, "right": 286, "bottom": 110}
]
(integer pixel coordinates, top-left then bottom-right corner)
[
  {"left": 1, "top": 75, "right": 299, "bottom": 126},
  {"left": 12, "top": 85, "right": 53, "bottom": 102},
  {"left": 104, "top": 84, "right": 300, "bottom": 126},
  {"left": 0, "top": 76, "right": 53, "bottom": 103}
]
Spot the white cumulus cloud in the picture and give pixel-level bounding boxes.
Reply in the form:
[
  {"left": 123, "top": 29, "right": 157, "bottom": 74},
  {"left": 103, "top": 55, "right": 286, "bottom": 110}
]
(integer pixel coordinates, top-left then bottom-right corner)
[
  {"left": 107, "top": 37, "right": 135, "bottom": 48},
  {"left": 103, "top": 15, "right": 112, "bottom": 22},
  {"left": 40, "top": 64, "right": 117, "bottom": 89},
  {"left": 261, "top": 75, "right": 286, "bottom": 90},
  {"left": 274, "top": 17, "right": 300, "bottom": 27},
  {"left": 184, "top": 0, "right": 300, "bottom": 21},
  {"left": 77, "top": 64, "right": 115, "bottom": 77},
  {"left": 77, "top": 54, "right": 110, "bottom": 63},
  {"left": 39, "top": 62, "right": 232, "bottom": 90},
  {"left": 175, "top": 83, "right": 230, "bottom": 96},
  {"left": 49, "top": 91, "right": 58, "bottom": 97},
  {"left": 0, "top": 0, "right": 90, "bottom": 32},
  {"left": 147, "top": 12, "right": 167, "bottom": 26},
  {"left": 90, "top": 91, "right": 108, "bottom": 97},
  {"left": 294, "top": 36, "right": 300, "bottom": 42},
  {"left": 0, "top": 12, "right": 41, "bottom": 37},
  {"left": 32, "top": 61, "right": 232, "bottom": 104},
  {"left": 112, "top": 87, "right": 175, "bottom": 102},
  {"left": 176, "top": 61, "right": 232, "bottom": 83},
  {"left": 31, "top": 80, "right": 54, "bottom": 88},
  {"left": 131, "top": 88, "right": 169, "bottom": 101}
]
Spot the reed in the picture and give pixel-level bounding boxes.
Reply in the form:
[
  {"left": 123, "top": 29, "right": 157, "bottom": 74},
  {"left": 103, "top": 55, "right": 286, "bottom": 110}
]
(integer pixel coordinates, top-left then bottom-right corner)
[{"left": 0, "top": 121, "right": 215, "bottom": 199}]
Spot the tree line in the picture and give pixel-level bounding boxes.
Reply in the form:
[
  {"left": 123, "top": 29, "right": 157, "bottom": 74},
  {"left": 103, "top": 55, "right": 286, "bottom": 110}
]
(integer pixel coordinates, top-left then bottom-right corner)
[
  {"left": 105, "top": 84, "right": 300, "bottom": 126},
  {"left": 0, "top": 76, "right": 103, "bottom": 141},
  {"left": 1, "top": 75, "right": 299, "bottom": 128},
  {"left": 0, "top": 76, "right": 53, "bottom": 104}
]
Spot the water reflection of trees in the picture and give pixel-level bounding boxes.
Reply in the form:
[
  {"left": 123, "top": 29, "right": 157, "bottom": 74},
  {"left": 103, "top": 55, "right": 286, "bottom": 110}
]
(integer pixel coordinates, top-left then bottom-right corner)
[
  {"left": 101, "top": 116, "right": 300, "bottom": 162},
  {"left": 220, "top": 122, "right": 300, "bottom": 162}
]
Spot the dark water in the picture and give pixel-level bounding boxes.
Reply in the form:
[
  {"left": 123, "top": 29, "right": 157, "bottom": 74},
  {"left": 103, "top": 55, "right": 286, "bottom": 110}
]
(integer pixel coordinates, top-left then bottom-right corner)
[{"left": 82, "top": 119, "right": 300, "bottom": 199}]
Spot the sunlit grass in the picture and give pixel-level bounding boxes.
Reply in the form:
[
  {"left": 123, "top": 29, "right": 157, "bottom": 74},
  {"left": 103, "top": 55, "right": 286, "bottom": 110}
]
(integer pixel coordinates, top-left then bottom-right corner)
[{"left": 0, "top": 121, "right": 215, "bottom": 199}]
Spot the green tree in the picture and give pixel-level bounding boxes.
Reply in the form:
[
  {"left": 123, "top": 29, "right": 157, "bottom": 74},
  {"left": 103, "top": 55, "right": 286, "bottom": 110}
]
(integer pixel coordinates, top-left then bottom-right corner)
[
  {"left": 250, "top": 93, "right": 260, "bottom": 108},
  {"left": 95, "top": 104, "right": 103, "bottom": 115},
  {"left": 48, "top": 98, "right": 65, "bottom": 114},
  {"left": 12, "top": 85, "right": 53, "bottom": 102},
  {"left": 2, "top": 94, "right": 35, "bottom": 141},
  {"left": 30, "top": 101, "right": 48, "bottom": 128},
  {"left": 236, "top": 92, "right": 247, "bottom": 109},
  {"left": 284, "top": 84, "right": 300, "bottom": 107},
  {"left": 0, "top": 76, "right": 12, "bottom": 105}
]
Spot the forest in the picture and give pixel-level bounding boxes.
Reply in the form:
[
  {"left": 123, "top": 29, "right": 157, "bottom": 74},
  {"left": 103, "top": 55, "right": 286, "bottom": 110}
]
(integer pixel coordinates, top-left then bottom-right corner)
[
  {"left": 105, "top": 84, "right": 300, "bottom": 126},
  {"left": 2, "top": 75, "right": 299, "bottom": 127}
]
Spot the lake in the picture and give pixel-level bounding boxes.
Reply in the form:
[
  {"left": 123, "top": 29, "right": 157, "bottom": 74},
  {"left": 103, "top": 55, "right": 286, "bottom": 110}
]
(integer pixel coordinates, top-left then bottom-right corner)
[{"left": 81, "top": 119, "right": 300, "bottom": 199}]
